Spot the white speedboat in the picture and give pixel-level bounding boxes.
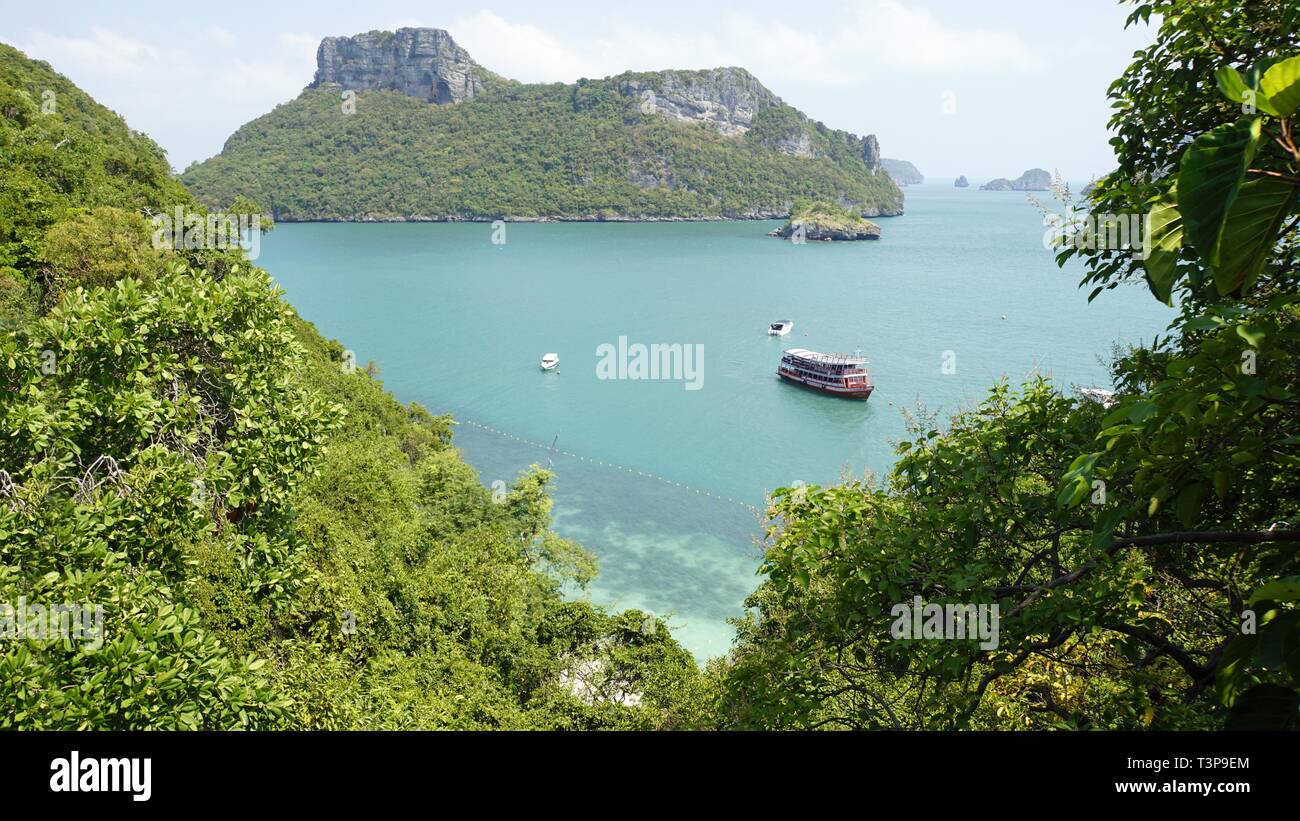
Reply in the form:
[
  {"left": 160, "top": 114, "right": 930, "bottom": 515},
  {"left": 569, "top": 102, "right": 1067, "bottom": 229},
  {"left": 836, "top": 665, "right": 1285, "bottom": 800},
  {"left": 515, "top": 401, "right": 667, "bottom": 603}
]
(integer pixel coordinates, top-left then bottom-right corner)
[
  {"left": 1077, "top": 387, "right": 1116, "bottom": 407},
  {"left": 540, "top": 353, "right": 560, "bottom": 371},
  {"left": 768, "top": 320, "right": 794, "bottom": 336}
]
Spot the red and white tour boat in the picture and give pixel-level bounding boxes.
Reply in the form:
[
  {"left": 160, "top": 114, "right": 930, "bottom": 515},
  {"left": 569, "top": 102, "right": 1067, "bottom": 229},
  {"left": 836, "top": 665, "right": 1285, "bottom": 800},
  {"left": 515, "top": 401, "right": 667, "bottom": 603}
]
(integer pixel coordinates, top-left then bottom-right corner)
[{"left": 777, "top": 348, "right": 874, "bottom": 400}]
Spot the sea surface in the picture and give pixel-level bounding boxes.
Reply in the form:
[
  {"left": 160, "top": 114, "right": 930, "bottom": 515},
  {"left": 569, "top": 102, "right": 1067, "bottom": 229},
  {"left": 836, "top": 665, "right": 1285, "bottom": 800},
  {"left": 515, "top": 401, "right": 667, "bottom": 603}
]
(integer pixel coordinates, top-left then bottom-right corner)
[{"left": 257, "top": 183, "right": 1174, "bottom": 660}]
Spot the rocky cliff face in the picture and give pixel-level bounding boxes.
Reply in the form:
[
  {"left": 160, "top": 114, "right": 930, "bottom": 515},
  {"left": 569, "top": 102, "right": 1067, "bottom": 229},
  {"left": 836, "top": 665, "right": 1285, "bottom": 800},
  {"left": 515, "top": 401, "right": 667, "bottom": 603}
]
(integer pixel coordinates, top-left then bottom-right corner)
[
  {"left": 854, "top": 135, "right": 882, "bottom": 170},
  {"left": 312, "top": 28, "right": 487, "bottom": 104},
  {"left": 616, "top": 68, "right": 776, "bottom": 137},
  {"left": 614, "top": 68, "right": 881, "bottom": 168}
]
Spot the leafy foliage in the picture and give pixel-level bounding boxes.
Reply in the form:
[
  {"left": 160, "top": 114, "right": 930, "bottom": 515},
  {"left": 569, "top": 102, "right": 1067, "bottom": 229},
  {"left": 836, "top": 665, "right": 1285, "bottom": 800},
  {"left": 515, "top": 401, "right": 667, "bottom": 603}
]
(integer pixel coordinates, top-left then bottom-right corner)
[
  {"left": 720, "top": 1, "right": 1300, "bottom": 730},
  {"left": 0, "top": 42, "right": 190, "bottom": 319},
  {"left": 0, "top": 41, "right": 708, "bottom": 730}
]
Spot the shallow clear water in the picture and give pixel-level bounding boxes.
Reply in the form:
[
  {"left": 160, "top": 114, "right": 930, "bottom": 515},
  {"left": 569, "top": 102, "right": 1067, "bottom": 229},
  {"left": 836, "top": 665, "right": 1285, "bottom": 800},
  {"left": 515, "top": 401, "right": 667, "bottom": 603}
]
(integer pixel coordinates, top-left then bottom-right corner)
[{"left": 258, "top": 183, "right": 1174, "bottom": 660}]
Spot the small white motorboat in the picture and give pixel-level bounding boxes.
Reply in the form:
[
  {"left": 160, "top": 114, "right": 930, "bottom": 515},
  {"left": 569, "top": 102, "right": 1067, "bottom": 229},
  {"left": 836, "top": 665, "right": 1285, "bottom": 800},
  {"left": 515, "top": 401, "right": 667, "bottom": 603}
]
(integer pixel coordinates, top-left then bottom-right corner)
[
  {"left": 768, "top": 320, "right": 794, "bottom": 336},
  {"left": 540, "top": 353, "right": 560, "bottom": 371},
  {"left": 1077, "top": 387, "right": 1116, "bottom": 407}
]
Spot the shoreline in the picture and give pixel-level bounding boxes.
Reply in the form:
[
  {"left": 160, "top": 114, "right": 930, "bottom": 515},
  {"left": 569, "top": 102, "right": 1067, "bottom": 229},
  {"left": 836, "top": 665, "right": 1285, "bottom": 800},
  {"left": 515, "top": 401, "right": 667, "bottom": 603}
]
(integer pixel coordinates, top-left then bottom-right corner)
[{"left": 259, "top": 210, "right": 906, "bottom": 224}]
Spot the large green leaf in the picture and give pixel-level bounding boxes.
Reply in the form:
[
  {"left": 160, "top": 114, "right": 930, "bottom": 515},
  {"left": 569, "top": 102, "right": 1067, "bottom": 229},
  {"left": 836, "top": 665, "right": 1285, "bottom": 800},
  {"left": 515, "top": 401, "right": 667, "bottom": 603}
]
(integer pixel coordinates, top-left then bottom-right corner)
[
  {"left": 1259, "top": 55, "right": 1300, "bottom": 118},
  {"left": 1142, "top": 184, "right": 1182, "bottom": 304},
  {"left": 1214, "top": 60, "right": 1289, "bottom": 116},
  {"left": 1056, "top": 451, "right": 1101, "bottom": 510},
  {"left": 1215, "top": 66, "right": 1253, "bottom": 105},
  {"left": 1255, "top": 612, "right": 1300, "bottom": 671},
  {"left": 1250, "top": 576, "right": 1300, "bottom": 605},
  {"left": 1178, "top": 117, "right": 1263, "bottom": 267},
  {"left": 1245, "top": 57, "right": 1285, "bottom": 115},
  {"left": 1213, "top": 177, "right": 1297, "bottom": 294}
]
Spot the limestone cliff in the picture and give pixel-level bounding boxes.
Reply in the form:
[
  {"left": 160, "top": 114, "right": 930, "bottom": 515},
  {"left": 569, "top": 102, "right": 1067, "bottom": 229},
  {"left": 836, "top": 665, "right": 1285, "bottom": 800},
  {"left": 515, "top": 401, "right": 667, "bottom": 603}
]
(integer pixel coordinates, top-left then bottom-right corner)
[
  {"left": 612, "top": 67, "right": 881, "bottom": 168},
  {"left": 311, "top": 28, "right": 489, "bottom": 104},
  {"left": 614, "top": 68, "right": 777, "bottom": 138}
]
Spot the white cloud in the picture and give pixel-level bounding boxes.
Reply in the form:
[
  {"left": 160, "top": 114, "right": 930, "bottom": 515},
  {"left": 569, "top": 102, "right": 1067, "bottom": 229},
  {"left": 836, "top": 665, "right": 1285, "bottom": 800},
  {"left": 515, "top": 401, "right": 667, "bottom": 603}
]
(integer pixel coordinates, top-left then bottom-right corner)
[
  {"left": 12, "top": 25, "right": 319, "bottom": 167},
  {"left": 448, "top": 2, "right": 1036, "bottom": 86},
  {"left": 842, "top": 0, "right": 1038, "bottom": 73},
  {"left": 450, "top": 11, "right": 596, "bottom": 82},
  {"left": 20, "top": 27, "right": 160, "bottom": 77},
  {"left": 716, "top": 16, "right": 853, "bottom": 85},
  {"left": 277, "top": 32, "right": 320, "bottom": 60},
  {"left": 206, "top": 25, "right": 236, "bottom": 48}
]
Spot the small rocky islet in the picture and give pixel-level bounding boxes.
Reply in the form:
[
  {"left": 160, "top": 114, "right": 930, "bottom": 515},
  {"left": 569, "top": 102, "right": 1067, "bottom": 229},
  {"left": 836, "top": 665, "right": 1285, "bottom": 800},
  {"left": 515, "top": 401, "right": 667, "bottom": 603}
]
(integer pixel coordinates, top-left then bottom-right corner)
[{"left": 768, "top": 200, "right": 882, "bottom": 241}]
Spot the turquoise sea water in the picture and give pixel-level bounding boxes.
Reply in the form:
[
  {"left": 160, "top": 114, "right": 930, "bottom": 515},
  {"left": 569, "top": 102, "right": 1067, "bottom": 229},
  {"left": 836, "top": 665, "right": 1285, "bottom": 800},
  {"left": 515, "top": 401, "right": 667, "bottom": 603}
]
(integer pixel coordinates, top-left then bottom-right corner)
[{"left": 257, "top": 183, "right": 1174, "bottom": 660}]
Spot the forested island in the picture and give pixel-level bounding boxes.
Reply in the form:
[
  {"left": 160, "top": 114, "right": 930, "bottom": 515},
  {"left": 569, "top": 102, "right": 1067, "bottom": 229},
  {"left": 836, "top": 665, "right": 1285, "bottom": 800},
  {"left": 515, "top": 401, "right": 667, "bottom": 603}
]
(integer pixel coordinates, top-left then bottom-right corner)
[
  {"left": 2, "top": 0, "right": 1300, "bottom": 730},
  {"left": 180, "top": 28, "right": 902, "bottom": 222}
]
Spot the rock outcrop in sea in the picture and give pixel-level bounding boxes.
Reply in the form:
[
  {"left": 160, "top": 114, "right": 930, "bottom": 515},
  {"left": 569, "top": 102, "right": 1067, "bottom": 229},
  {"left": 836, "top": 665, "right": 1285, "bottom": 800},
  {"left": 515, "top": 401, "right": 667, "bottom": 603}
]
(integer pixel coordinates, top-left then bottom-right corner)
[
  {"left": 980, "top": 168, "right": 1051, "bottom": 191},
  {"left": 768, "top": 202, "right": 881, "bottom": 241},
  {"left": 954, "top": 175, "right": 970, "bottom": 188}
]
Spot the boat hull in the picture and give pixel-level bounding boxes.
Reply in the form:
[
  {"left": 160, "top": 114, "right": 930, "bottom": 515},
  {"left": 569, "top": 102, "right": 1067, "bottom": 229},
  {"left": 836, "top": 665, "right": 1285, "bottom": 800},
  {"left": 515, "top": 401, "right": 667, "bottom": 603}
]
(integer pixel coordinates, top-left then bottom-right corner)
[{"left": 778, "top": 371, "right": 874, "bottom": 400}]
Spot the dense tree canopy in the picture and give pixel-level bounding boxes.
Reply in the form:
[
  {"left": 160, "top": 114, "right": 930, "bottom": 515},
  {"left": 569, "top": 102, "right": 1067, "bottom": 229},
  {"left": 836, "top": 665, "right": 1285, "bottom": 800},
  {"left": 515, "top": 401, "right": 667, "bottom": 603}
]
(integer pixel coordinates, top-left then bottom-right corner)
[
  {"left": 721, "top": 0, "right": 1300, "bottom": 730},
  {"left": 0, "top": 41, "right": 710, "bottom": 730},
  {"left": 179, "top": 76, "right": 902, "bottom": 222},
  {"left": 2, "top": 0, "right": 1296, "bottom": 731}
]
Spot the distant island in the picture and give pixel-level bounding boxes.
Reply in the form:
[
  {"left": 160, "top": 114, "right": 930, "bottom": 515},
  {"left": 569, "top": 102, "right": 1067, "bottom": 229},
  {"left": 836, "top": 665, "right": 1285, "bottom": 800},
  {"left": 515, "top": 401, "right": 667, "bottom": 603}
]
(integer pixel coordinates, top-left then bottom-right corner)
[
  {"left": 979, "top": 168, "right": 1052, "bottom": 191},
  {"left": 182, "top": 27, "right": 903, "bottom": 222},
  {"left": 954, "top": 175, "right": 970, "bottom": 188},
  {"left": 768, "top": 199, "right": 881, "bottom": 241},
  {"left": 881, "top": 158, "right": 923, "bottom": 185}
]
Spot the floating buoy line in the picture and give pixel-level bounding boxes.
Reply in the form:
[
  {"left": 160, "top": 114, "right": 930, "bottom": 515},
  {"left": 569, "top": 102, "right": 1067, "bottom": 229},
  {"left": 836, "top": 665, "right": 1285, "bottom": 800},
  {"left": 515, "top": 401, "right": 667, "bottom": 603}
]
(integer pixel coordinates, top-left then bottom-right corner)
[{"left": 459, "top": 418, "right": 762, "bottom": 515}]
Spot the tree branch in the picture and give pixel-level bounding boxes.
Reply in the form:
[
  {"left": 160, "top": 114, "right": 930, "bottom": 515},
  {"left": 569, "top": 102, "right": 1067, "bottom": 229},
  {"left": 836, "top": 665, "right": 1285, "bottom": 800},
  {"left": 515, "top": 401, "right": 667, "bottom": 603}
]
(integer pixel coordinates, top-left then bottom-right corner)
[{"left": 992, "top": 529, "right": 1300, "bottom": 600}]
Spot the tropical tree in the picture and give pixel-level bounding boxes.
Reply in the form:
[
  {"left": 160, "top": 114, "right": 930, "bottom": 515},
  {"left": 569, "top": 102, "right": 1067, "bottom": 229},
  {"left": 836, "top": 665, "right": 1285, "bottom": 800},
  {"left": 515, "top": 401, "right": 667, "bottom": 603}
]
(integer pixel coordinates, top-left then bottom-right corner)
[{"left": 722, "top": 0, "right": 1300, "bottom": 730}]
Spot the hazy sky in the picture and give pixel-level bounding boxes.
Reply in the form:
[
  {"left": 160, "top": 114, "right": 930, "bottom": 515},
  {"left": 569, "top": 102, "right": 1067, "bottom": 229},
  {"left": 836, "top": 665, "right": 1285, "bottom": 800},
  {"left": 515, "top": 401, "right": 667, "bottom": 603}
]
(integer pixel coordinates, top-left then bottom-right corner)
[{"left": 0, "top": 0, "right": 1156, "bottom": 181}]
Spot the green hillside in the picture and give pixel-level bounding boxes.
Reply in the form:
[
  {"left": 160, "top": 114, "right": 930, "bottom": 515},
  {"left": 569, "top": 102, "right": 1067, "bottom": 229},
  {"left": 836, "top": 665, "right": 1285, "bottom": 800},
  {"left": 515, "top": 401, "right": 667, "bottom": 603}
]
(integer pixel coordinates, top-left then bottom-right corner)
[
  {"left": 0, "top": 41, "right": 710, "bottom": 729},
  {"left": 180, "top": 66, "right": 903, "bottom": 221},
  {"left": 4, "top": 0, "right": 1299, "bottom": 732}
]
